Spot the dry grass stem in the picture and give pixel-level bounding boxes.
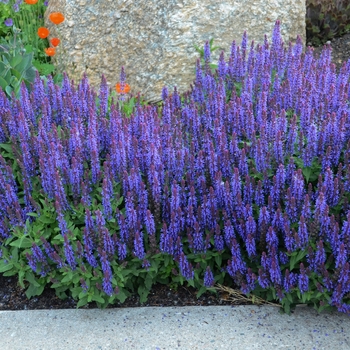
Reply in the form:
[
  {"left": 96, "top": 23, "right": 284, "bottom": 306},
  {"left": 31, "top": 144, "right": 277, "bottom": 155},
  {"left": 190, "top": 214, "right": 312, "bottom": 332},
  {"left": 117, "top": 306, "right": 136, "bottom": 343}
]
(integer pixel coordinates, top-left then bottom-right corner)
[{"left": 213, "top": 284, "right": 281, "bottom": 307}]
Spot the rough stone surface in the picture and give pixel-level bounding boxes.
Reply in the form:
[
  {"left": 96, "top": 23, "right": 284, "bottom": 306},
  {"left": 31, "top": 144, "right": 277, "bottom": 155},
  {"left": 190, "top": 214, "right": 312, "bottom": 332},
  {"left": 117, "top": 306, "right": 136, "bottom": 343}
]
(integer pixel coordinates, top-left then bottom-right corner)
[{"left": 45, "top": 0, "right": 306, "bottom": 102}]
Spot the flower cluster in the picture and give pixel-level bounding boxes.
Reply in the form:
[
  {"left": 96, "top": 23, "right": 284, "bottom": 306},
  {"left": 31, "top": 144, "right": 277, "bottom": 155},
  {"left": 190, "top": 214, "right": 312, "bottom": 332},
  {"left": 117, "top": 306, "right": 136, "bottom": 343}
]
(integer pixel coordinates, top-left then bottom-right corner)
[
  {"left": 37, "top": 9, "right": 65, "bottom": 57},
  {"left": 1, "top": 21, "right": 350, "bottom": 313}
]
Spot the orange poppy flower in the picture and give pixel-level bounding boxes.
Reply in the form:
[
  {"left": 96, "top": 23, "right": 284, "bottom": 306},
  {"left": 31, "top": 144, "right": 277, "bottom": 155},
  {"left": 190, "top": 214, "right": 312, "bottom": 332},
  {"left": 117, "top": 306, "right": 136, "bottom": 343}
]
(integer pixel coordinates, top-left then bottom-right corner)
[
  {"left": 37, "top": 27, "right": 50, "bottom": 39},
  {"left": 50, "top": 38, "right": 60, "bottom": 47},
  {"left": 49, "top": 12, "right": 65, "bottom": 25},
  {"left": 116, "top": 83, "right": 131, "bottom": 94},
  {"left": 45, "top": 47, "right": 56, "bottom": 56},
  {"left": 24, "top": 0, "right": 38, "bottom": 4}
]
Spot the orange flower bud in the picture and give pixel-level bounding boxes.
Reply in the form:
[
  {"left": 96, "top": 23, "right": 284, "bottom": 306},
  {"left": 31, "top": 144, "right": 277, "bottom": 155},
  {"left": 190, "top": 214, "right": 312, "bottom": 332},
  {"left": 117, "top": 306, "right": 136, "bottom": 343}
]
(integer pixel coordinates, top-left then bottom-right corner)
[
  {"left": 50, "top": 37, "right": 60, "bottom": 47},
  {"left": 49, "top": 12, "right": 65, "bottom": 25},
  {"left": 24, "top": 0, "right": 38, "bottom": 4},
  {"left": 45, "top": 47, "right": 56, "bottom": 56},
  {"left": 115, "top": 83, "right": 131, "bottom": 94},
  {"left": 37, "top": 27, "right": 50, "bottom": 39}
]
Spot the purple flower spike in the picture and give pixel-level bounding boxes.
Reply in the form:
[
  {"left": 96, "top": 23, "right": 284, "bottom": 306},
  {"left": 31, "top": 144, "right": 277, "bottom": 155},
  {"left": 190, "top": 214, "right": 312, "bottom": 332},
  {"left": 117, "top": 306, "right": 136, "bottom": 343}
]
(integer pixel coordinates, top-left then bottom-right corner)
[
  {"left": 297, "top": 215, "right": 309, "bottom": 249},
  {"left": 63, "top": 233, "right": 76, "bottom": 270},
  {"left": 161, "top": 86, "right": 169, "bottom": 101},
  {"left": 204, "top": 41, "right": 211, "bottom": 63},
  {"left": 283, "top": 269, "right": 297, "bottom": 293},
  {"left": 99, "top": 249, "right": 113, "bottom": 296},
  {"left": 228, "top": 239, "right": 246, "bottom": 275},
  {"left": 133, "top": 230, "right": 145, "bottom": 260},
  {"left": 258, "top": 268, "right": 270, "bottom": 289},
  {"left": 245, "top": 233, "right": 256, "bottom": 258},
  {"left": 204, "top": 266, "right": 215, "bottom": 287},
  {"left": 269, "top": 249, "right": 282, "bottom": 285},
  {"left": 314, "top": 240, "right": 326, "bottom": 272},
  {"left": 179, "top": 252, "right": 194, "bottom": 280},
  {"left": 298, "top": 263, "right": 309, "bottom": 294},
  {"left": 336, "top": 243, "right": 347, "bottom": 269}
]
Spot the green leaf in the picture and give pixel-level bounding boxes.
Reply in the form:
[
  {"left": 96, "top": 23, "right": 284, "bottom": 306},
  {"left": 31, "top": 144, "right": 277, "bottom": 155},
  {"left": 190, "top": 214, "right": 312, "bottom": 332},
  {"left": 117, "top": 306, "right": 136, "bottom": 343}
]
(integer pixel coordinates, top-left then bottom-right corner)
[
  {"left": 164, "top": 254, "right": 170, "bottom": 267},
  {"left": 53, "top": 73, "right": 63, "bottom": 85},
  {"left": 15, "top": 53, "right": 33, "bottom": 72},
  {"left": 61, "top": 272, "right": 74, "bottom": 283},
  {"left": 32, "top": 61, "right": 56, "bottom": 76},
  {"left": 196, "top": 286, "right": 207, "bottom": 298},
  {"left": 38, "top": 215, "right": 56, "bottom": 224},
  {"left": 302, "top": 167, "right": 312, "bottom": 182},
  {"left": 296, "top": 289, "right": 301, "bottom": 299},
  {"left": 73, "top": 273, "right": 80, "bottom": 284},
  {"left": 11, "top": 247, "right": 18, "bottom": 263},
  {"left": 5, "top": 85, "right": 12, "bottom": 96},
  {"left": 92, "top": 294, "right": 105, "bottom": 303},
  {"left": 0, "top": 262, "right": 14, "bottom": 273},
  {"left": 290, "top": 250, "right": 307, "bottom": 271},
  {"left": 0, "top": 143, "right": 12, "bottom": 153},
  {"left": 0, "top": 61, "right": 9, "bottom": 76},
  {"left": 9, "top": 236, "right": 33, "bottom": 248},
  {"left": 24, "top": 45, "right": 34, "bottom": 53},
  {"left": 283, "top": 299, "right": 291, "bottom": 315},
  {"left": 25, "top": 283, "right": 45, "bottom": 299},
  {"left": 79, "top": 290, "right": 88, "bottom": 299},
  {"left": 116, "top": 196, "right": 124, "bottom": 207},
  {"left": 144, "top": 274, "right": 153, "bottom": 290},
  {"left": 23, "top": 67, "right": 36, "bottom": 83},
  {"left": 0, "top": 75, "right": 8, "bottom": 89},
  {"left": 301, "top": 293, "right": 308, "bottom": 303},
  {"left": 77, "top": 297, "right": 88, "bottom": 308},
  {"left": 18, "top": 270, "right": 26, "bottom": 288},
  {"left": 187, "top": 279, "right": 195, "bottom": 287},
  {"left": 215, "top": 254, "right": 222, "bottom": 267},
  {"left": 25, "top": 271, "right": 41, "bottom": 287},
  {"left": 138, "top": 285, "right": 150, "bottom": 304},
  {"left": 116, "top": 290, "right": 127, "bottom": 303}
]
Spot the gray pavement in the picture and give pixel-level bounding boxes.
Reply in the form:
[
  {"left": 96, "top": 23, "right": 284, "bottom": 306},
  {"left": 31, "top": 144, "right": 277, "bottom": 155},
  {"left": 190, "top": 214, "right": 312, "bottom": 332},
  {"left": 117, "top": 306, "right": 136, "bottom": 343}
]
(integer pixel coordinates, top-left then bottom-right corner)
[{"left": 0, "top": 305, "right": 350, "bottom": 350}]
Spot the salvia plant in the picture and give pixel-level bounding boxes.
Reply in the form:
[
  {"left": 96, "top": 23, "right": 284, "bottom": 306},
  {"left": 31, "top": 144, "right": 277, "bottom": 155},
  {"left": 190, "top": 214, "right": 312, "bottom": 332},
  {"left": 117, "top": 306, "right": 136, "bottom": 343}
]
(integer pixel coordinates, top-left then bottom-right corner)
[
  {"left": 2, "top": 21, "right": 350, "bottom": 314},
  {"left": 306, "top": 0, "right": 350, "bottom": 46},
  {"left": 194, "top": 38, "right": 220, "bottom": 73}
]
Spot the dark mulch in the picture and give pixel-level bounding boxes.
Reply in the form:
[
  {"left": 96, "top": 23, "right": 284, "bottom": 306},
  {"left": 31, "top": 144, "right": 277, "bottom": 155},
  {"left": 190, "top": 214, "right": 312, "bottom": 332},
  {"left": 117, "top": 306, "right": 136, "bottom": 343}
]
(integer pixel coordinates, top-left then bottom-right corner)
[
  {"left": 0, "top": 273, "right": 236, "bottom": 310},
  {"left": 1, "top": 33, "right": 350, "bottom": 311}
]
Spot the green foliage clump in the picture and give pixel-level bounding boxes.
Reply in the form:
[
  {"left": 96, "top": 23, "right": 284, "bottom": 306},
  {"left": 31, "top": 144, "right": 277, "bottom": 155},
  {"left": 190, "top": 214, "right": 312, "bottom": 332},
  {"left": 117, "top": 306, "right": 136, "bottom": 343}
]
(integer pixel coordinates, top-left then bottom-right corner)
[
  {"left": 306, "top": 0, "right": 350, "bottom": 46},
  {"left": 0, "top": 27, "right": 37, "bottom": 97}
]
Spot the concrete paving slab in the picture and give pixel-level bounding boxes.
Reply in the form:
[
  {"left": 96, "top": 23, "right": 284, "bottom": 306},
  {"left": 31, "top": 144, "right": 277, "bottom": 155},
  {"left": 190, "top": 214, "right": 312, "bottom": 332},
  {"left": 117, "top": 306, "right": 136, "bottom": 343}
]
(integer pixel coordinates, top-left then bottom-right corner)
[{"left": 0, "top": 305, "right": 349, "bottom": 350}]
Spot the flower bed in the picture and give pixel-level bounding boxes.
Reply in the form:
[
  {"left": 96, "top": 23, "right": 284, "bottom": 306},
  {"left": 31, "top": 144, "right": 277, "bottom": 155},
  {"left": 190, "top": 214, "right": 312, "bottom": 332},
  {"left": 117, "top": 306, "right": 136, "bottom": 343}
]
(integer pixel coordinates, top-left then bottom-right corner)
[{"left": 1, "top": 21, "right": 350, "bottom": 314}]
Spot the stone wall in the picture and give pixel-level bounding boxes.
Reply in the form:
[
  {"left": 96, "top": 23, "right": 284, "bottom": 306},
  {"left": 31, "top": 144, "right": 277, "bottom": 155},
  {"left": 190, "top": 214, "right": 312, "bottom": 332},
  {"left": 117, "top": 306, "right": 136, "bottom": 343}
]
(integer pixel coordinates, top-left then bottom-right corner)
[{"left": 45, "top": 0, "right": 306, "bottom": 102}]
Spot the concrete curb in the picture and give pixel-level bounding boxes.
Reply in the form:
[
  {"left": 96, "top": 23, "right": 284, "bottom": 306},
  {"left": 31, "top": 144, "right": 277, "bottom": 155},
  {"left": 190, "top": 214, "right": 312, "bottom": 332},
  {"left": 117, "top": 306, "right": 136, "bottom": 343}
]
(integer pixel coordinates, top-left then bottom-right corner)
[{"left": 0, "top": 305, "right": 350, "bottom": 349}]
